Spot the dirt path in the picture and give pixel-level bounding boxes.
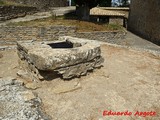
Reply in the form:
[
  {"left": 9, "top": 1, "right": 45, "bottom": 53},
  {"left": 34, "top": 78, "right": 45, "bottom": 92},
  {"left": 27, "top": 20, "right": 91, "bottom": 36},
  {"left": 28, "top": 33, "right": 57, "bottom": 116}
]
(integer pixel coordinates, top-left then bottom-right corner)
[
  {"left": 123, "top": 31, "right": 160, "bottom": 52},
  {"left": 1, "top": 43, "right": 159, "bottom": 120},
  {"left": 0, "top": 50, "right": 18, "bottom": 78}
]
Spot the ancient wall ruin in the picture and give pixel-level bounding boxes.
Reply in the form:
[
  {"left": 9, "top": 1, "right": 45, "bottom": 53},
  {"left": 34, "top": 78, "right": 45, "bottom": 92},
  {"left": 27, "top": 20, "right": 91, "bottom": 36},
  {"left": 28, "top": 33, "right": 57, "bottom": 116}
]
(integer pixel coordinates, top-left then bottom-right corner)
[
  {"left": 17, "top": 36, "right": 104, "bottom": 81},
  {"left": 0, "top": 26, "right": 126, "bottom": 45},
  {"left": 128, "top": 0, "right": 160, "bottom": 45},
  {"left": 76, "top": 31, "right": 126, "bottom": 43},
  {"left": 8, "top": 0, "right": 68, "bottom": 9},
  {"left": 0, "top": 6, "right": 37, "bottom": 21},
  {"left": 0, "top": 26, "right": 76, "bottom": 42}
]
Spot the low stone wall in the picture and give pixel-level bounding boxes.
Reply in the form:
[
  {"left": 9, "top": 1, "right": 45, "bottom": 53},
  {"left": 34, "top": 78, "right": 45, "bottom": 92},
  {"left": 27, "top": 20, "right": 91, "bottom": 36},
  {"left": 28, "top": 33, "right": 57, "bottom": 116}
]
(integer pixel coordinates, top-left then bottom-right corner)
[
  {"left": 76, "top": 31, "right": 126, "bottom": 42},
  {"left": 0, "top": 5, "right": 38, "bottom": 21},
  {"left": 0, "top": 26, "right": 76, "bottom": 42},
  {"left": 8, "top": 0, "right": 67, "bottom": 9},
  {"left": 0, "top": 26, "right": 126, "bottom": 46}
]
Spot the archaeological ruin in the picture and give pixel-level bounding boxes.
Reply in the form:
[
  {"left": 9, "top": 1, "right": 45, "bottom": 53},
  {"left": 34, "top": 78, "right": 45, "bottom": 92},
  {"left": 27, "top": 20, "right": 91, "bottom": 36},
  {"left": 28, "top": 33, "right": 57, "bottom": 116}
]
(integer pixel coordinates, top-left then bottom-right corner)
[
  {"left": 17, "top": 36, "right": 104, "bottom": 81},
  {"left": 5, "top": 0, "right": 68, "bottom": 9}
]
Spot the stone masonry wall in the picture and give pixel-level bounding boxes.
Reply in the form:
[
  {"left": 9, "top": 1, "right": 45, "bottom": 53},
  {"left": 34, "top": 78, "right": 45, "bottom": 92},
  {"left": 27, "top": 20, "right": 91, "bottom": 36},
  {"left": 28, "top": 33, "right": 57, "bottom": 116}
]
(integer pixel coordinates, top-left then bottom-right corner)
[
  {"left": 8, "top": 0, "right": 67, "bottom": 9},
  {"left": 0, "top": 26, "right": 76, "bottom": 42},
  {"left": 0, "top": 6, "right": 38, "bottom": 21},
  {"left": 0, "top": 26, "right": 126, "bottom": 45},
  {"left": 128, "top": 0, "right": 160, "bottom": 45},
  {"left": 76, "top": 31, "right": 126, "bottom": 43}
]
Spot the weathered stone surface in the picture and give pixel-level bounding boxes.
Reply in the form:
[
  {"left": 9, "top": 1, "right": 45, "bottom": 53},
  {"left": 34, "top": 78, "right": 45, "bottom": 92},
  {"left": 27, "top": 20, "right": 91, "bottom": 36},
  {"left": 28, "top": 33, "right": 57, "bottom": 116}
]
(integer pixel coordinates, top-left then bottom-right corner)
[
  {"left": 17, "top": 70, "right": 29, "bottom": 79},
  {"left": 0, "top": 26, "right": 76, "bottom": 42},
  {"left": 0, "top": 6, "right": 38, "bottom": 21},
  {"left": 8, "top": 0, "right": 67, "bottom": 9},
  {"left": 20, "top": 90, "right": 36, "bottom": 101},
  {"left": 17, "top": 36, "right": 104, "bottom": 80},
  {"left": 0, "top": 26, "right": 126, "bottom": 44},
  {"left": 0, "top": 77, "right": 50, "bottom": 120},
  {"left": 0, "top": 46, "right": 8, "bottom": 50},
  {"left": 56, "top": 56, "right": 104, "bottom": 79},
  {"left": 25, "top": 82, "right": 41, "bottom": 90},
  {"left": 76, "top": 31, "right": 126, "bottom": 42}
]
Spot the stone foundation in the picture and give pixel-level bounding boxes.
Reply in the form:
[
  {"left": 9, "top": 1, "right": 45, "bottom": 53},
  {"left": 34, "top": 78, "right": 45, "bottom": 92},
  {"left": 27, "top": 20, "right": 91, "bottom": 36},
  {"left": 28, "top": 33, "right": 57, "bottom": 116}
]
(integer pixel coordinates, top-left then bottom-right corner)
[
  {"left": 17, "top": 36, "right": 104, "bottom": 81},
  {"left": 8, "top": 0, "right": 68, "bottom": 9},
  {"left": 0, "top": 26, "right": 76, "bottom": 42},
  {"left": 0, "top": 26, "right": 126, "bottom": 44}
]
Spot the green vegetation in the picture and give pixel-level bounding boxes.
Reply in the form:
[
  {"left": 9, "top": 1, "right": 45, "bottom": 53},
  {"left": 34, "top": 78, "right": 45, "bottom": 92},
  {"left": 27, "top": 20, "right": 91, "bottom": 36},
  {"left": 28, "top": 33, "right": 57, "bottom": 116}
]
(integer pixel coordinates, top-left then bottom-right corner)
[
  {"left": 7, "top": 17, "right": 124, "bottom": 32},
  {"left": 73, "top": 0, "right": 112, "bottom": 8},
  {"left": 73, "top": 0, "right": 112, "bottom": 20},
  {"left": 107, "top": 24, "right": 123, "bottom": 31},
  {"left": 0, "top": 0, "right": 4, "bottom": 5}
]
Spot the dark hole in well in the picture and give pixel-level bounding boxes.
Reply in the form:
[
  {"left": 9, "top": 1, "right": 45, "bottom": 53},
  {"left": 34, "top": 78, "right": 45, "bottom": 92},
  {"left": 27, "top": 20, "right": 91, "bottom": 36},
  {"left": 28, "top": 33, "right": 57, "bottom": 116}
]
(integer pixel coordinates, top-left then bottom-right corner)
[{"left": 48, "top": 42, "right": 73, "bottom": 48}]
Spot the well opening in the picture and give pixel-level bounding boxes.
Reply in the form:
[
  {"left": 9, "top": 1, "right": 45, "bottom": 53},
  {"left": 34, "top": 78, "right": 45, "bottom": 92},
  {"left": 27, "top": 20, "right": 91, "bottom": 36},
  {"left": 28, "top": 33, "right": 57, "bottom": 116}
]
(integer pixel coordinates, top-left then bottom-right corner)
[
  {"left": 48, "top": 41, "right": 73, "bottom": 48},
  {"left": 17, "top": 37, "right": 104, "bottom": 81},
  {"left": 48, "top": 41, "right": 82, "bottom": 49}
]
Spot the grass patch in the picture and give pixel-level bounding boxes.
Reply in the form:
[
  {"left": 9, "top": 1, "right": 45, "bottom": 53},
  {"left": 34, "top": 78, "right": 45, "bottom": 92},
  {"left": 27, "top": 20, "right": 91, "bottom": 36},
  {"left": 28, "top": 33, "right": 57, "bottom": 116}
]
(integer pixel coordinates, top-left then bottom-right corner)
[
  {"left": 0, "top": 0, "right": 4, "bottom": 5},
  {"left": 107, "top": 24, "right": 123, "bottom": 31},
  {"left": 7, "top": 17, "right": 124, "bottom": 32}
]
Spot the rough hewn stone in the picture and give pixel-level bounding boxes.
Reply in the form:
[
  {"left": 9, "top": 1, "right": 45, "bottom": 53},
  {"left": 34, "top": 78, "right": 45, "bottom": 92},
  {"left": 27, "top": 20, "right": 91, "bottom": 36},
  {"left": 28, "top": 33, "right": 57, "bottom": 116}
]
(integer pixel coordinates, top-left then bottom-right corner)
[
  {"left": 0, "top": 77, "right": 50, "bottom": 120},
  {"left": 0, "top": 6, "right": 38, "bottom": 21},
  {"left": 0, "top": 26, "right": 77, "bottom": 42},
  {"left": 76, "top": 31, "right": 126, "bottom": 42},
  {"left": 8, "top": 0, "right": 67, "bottom": 9},
  {"left": 0, "top": 25, "right": 126, "bottom": 46},
  {"left": 17, "top": 36, "right": 104, "bottom": 81}
]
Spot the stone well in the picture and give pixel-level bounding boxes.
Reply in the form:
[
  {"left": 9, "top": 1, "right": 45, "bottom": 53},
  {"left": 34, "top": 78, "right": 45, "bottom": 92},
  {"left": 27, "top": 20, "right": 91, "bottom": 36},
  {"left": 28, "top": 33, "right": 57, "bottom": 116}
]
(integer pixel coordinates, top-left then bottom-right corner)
[{"left": 17, "top": 36, "right": 104, "bottom": 81}]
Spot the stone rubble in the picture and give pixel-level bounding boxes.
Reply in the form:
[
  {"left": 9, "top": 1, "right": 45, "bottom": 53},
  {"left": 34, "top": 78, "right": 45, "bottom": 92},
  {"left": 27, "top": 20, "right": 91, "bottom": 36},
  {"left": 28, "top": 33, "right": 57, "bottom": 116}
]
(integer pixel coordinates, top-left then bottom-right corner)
[{"left": 0, "top": 77, "right": 50, "bottom": 120}]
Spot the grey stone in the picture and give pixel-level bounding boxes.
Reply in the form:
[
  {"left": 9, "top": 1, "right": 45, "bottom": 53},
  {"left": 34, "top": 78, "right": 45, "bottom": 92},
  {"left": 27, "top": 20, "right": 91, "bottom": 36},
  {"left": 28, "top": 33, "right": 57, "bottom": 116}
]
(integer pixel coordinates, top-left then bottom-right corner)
[
  {"left": 55, "top": 56, "right": 103, "bottom": 79},
  {"left": 17, "top": 70, "right": 30, "bottom": 80},
  {"left": 0, "top": 46, "right": 8, "bottom": 50},
  {"left": 17, "top": 36, "right": 104, "bottom": 80},
  {"left": 0, "top": 77, "right": 50, "bottom": 120},
  {"left": 25, "top": 82, "right": 41, "bottom": 90},
  {"left": 0, "top": 77, "right": 16, "bottom": 87}
]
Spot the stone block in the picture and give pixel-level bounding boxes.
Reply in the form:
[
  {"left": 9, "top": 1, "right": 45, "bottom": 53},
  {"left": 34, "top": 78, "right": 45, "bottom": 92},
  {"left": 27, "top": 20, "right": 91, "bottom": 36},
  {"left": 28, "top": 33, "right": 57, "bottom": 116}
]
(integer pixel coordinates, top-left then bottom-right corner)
[{"left": 17, "top": 36, "right": 104, "bottom": 81}]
